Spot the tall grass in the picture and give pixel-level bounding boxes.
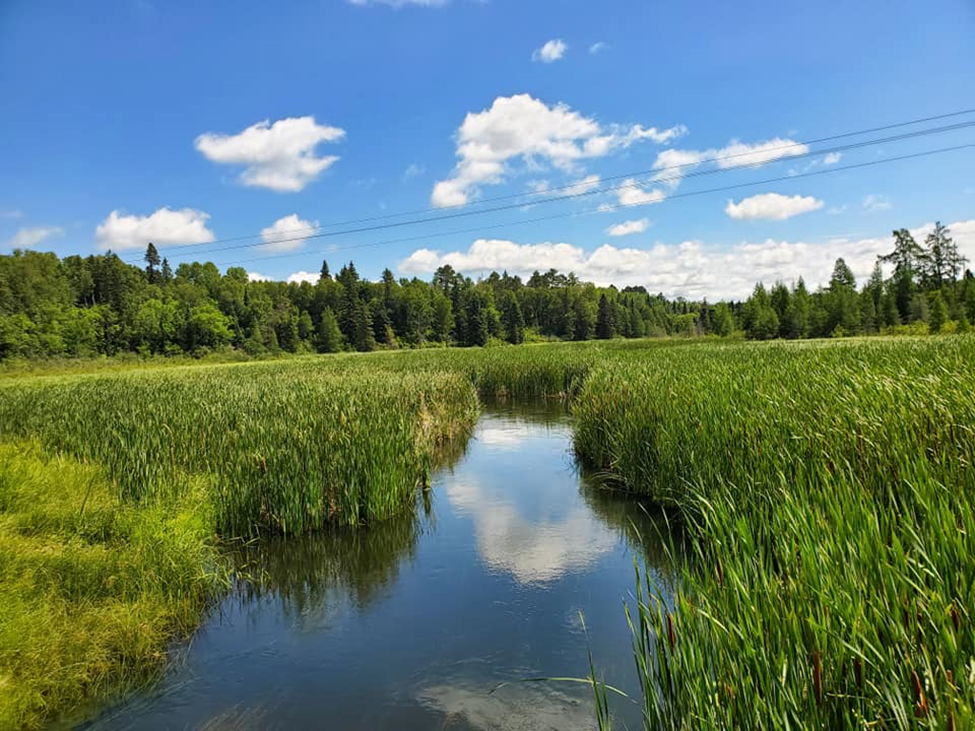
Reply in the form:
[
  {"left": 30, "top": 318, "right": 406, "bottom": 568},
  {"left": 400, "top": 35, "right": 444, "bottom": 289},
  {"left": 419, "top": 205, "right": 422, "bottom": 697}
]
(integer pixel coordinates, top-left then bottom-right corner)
[
  {"left": 573, "top": 337, "right": 975, "bottom": 728},
  {"left": 0, "top": 363, "right": 479, "bottom": 535},
  {"left": 0, "top": 441, "right": 225, "bottom": 730}
]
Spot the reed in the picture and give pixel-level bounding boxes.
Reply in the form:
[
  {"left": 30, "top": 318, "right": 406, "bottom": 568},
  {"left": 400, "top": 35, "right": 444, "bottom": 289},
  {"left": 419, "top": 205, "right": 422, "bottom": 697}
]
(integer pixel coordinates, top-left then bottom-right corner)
[{"left": 573, "top": 336, "right": 975, "bottom": 729}]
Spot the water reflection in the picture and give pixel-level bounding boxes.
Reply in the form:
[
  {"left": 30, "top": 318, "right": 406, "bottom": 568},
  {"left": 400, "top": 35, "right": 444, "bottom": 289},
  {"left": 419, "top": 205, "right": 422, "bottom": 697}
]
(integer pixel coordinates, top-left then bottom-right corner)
[{"left": 80, "top": 401, "right": 676, "bottom": 731}]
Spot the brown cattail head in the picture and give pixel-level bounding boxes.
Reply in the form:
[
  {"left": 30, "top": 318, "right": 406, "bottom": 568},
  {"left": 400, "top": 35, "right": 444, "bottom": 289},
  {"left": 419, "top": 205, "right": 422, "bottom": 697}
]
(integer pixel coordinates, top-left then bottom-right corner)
[
  {"left": 259, "top": 456, "right": 267, "bottom": 474},
  {"left": 950, "top": 605, "right": 960, "bottom": 632},
  {"left": 911, "top": 669, "right": 928, "bottom": 718},
  {"left": 667, "top": 613, "right": 676, "bottom": 652},
  {"left": 812, "top": 651, "right": 823, "bottom": 707},
  {"left": 854, "top": 658, "right": 863, "bottom": 690}
]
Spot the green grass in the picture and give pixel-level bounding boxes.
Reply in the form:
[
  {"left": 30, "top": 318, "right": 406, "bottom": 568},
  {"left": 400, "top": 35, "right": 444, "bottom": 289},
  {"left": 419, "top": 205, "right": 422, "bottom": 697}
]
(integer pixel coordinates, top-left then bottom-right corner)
[
  {"left": 573, "top": 336, "right": 975, "bottom": 729},
  {"left": 0, "top": 441, "right": 225, "bottom": 730},
  {"left": 2, "top": 335, "right": 973, "bottom": 729}
]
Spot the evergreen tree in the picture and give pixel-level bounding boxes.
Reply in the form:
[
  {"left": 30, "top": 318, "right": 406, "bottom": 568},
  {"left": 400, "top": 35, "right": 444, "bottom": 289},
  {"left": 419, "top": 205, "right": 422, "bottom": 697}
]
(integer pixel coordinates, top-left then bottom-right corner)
[
  {"left": 595, "top": 293, "right": 616, "bottom": 339},
  {"left": 144, "top": 243, "right": 161, "bottom": 284},
  {"left": 316, "top": 307, "right": 343, "bottom": 353},
  {"left": 921, "top": 222, "right": 967, "bottom": 288},
  {"left": 711, "top": 302, "right": 735, "bottom": 337},
  {"left": 928, "top": 290, "right": 948, "bottom": 333},
  {"left": 499, "top": 290, "right": 525, "bottom": 344},
  {"left": 160, "top": 257, "right": 173, "bottom": 284},
  {"left": 880, "top": 229, "right": 924, "bottom": 321},
  {"left": 319, "top": 260, "right": 331, "bottom": 281}
]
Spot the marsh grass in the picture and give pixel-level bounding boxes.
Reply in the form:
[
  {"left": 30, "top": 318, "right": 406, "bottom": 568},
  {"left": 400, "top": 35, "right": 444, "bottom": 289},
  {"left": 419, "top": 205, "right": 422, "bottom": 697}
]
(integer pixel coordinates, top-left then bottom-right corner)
[
  {"left": 0, "top": 441, "right": 225, "bottom": 730},
  {"left": 573, "top": 336, "right": 975, "bottom": 729}
]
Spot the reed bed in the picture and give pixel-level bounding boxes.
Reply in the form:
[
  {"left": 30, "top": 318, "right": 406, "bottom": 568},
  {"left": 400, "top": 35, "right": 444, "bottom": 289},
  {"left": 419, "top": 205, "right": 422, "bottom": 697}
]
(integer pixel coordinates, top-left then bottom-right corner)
[
  {"left": 0, "top": 362, "right": 479, "bottom": 535},
  {"left": 573, "top": 336, "right": 975, "bottom": 729}
]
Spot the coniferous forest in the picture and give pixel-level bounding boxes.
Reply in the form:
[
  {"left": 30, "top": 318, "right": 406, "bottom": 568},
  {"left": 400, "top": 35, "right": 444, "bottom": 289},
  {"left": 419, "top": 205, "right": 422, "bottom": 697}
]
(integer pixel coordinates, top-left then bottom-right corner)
[{"left": 0, "top": 222, "right": 970, "bottom": 361}]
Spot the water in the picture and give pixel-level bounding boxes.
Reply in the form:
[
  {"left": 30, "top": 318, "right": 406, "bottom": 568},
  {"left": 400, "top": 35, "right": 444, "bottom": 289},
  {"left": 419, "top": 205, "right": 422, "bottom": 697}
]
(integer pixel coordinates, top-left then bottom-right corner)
[{"left": 81, "top": 401, "right": 677, "bottom": 730}]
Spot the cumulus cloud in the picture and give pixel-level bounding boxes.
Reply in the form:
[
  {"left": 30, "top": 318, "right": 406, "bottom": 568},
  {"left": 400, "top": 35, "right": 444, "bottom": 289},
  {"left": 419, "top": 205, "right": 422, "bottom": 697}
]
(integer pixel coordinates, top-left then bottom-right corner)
[
  {"left": 259, "top": 214, "right": 319, "bottom": 253},
  {"left": 862, "top": 194, "right": 892, "bottom": 212},
  {"left": 564, "top": 174, "right": 601, "bottom": 195},
  {"left": 398, "top": 219, "right": 975, "bottom": 301},
  {"left": 195, "top": 116, "right": 345, "bottom": 192},
  {"left": 286, "top": 271, "right": 319, "bottom": 284},
  {"left": 823, "top": 152, "right": 842, "bottom": 165},
  {"left": 589, "top": 41, "right": 607, "bottom": 54},
  {"left": 430, "top": 94, "right": 685, "bottom": 207},
  {"left": 616, "top": 179, "right": 667, "bottom": 208},
  {"left": 725, "top": 193, "right": 824, "bottom": 220},
  {"left": 6, "top": 225, "right": 63, "bottom": 250},
  {"left": 652, "top": 137, "right": 810, "bottom": 186},
  {"left": 606, "top": 218, "right": 649, "bottom": 236},
  {"left": 247, "top": 270, "right": 320, "bottom": 284},
  {"left": 95, "top": 207, "right": 214, "bottom": 251},
  {"left": 532, "top": 39, "right": 567, "bottom": 63}
]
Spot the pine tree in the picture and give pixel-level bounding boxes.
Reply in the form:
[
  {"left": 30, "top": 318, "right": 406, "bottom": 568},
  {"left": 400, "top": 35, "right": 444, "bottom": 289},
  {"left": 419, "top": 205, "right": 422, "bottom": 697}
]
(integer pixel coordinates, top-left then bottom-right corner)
[
  {"left": 160, "top": 257, "right": 173, "bottom": 283},
  {"left": 921, "top": 222, "right": 967, "bottom": 288},
  {"left": 880, "top": 229, "right": 924, "bottom": 321},
  {"left": 499, "top": 290, "right": 525, "bottom": 344},
  {"left": 316, "top": 308, "right": 343, "bottom": 353},
  {"left": 595, "top": 293, "right": 616, "bottom": 339},
  {"left": 144, "top": 243, "right": 161, "bottom": 284},
  {"left": 928, "top": 290, "right": 948, "bottom": 333},
  {"left": 319, "top": 260, "right": 331, "bottom": 281}
]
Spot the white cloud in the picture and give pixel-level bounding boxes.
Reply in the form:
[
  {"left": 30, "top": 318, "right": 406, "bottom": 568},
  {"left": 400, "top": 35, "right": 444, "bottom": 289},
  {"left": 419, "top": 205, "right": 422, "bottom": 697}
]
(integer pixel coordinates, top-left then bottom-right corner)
[
  {"left": 617, "top": 179, "right": 667, "bottom": 208},
  {"left": 862, "top": 194, "right": 892, "bottom": 212},
  {"left": 247, "top": 270, "right": 320, "bottom": 284},
  {"left": 652, "top": 137, "right": 810, "bottom": 186},
  {"left": 398, "top": 219, "right": 975, "bottom": 300},
  {"left": 532, "top": 39, "right": 567, "bottom": 63},
  {"left": 430, "top": 94, "right": 685, "bottom": 207},
  {"left": 0, "top": 210, "right": 24, "bottom": 219},
  {"left": 286, "top": 271, "right": 319, "bottom": 284},
  {"left": 725, "top": 193, "right": 824, "bottom": 220},
  {"left": 95, "top": 208, "right": 214, "bottom": 251},
  {"left": 348, "top": 0, "right": 448, "bottom": 6},
  {"left": 259, "top": 214, "right": 319, "bottom": 253},
  {"left": 195, "top": 116, "right": 345, "bottom": 192},
  {"left": 606, "top": 218, "right": 649, "bottom": 236},
  {"left": 563, "top": 174, "right": 601, "bottom": 196},
  {"left": 402, "top": 163, "right": 425, "bottom": 181},
  {"left": 588, "top": 41, "right": 607, "bottom": 54},
  {"left": 5, "top": 225, "right": 63, "bottom": 249},
  {"left": 823, "top": 152, "right": 842, "bottom": 165}
]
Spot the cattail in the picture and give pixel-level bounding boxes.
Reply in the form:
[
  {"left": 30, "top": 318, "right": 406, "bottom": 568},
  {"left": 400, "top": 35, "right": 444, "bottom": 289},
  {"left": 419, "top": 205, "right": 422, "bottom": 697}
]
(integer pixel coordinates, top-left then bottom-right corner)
[
  {"left": 950, "top": 604, "right": 960, "bottom": 632},
  {"left": 667, "top": 613, "right": 676, "bottom": 652},
  {"left": 911, "top": 669, "right": 928, "bottom": 718},
  {"left": 259, "top": 456, "right": 267, "bottom": 474},
  {"left": 812, "top": 651, "right": 822, "bottom": 707}
]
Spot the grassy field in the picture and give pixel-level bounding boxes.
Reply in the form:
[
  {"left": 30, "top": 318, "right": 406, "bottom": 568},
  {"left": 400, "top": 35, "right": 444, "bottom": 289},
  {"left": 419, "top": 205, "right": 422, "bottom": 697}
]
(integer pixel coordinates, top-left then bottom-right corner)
[
  {"left": 574, "top": 337, "right": 975, "bottom": 729},
  {"left": 0, "top": 336, "right": 972, "bottom": 728}
]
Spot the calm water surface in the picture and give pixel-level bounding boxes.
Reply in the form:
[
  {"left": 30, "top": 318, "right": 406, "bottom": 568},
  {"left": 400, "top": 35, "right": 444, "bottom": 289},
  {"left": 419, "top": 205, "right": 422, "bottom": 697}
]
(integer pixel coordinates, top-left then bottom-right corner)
[{"left": 82, "top": 401, "right": 676, "bottom": 730}]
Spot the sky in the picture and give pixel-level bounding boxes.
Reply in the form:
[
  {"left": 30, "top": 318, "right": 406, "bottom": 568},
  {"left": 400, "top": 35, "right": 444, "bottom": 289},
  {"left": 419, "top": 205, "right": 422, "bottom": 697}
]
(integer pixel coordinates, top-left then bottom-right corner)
[{"left": 1, "top": 0, "right": 974, "bottom": 300}]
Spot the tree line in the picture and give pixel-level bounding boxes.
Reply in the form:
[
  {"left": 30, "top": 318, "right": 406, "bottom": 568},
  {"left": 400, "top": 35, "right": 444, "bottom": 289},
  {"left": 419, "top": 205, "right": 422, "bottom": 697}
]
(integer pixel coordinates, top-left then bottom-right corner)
[{"left": 0, "top": 223, "right": 971, "bottom": 360}]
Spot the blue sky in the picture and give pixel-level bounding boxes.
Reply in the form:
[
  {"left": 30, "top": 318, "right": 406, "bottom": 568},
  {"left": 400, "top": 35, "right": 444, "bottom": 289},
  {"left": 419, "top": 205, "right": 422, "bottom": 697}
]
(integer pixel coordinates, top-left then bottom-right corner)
[{"left": 1, "top": 0, "right": 973, "bottom": 298}]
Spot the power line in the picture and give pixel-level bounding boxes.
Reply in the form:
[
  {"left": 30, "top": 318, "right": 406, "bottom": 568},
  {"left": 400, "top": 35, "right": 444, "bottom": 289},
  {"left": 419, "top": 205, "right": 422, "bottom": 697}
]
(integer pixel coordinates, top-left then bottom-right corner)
[
  {"left": 198, "top": 142, "right": 975, "bottom": 272},
  {"left": 124, "top": 118, "right": 975, "bottom": 264}
]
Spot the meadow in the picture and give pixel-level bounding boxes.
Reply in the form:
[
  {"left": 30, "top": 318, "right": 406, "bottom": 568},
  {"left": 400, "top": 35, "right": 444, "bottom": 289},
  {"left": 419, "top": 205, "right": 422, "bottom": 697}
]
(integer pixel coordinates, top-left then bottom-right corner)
[{"left": 0, "top": 336, "right": 972, "bottom": 728}]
